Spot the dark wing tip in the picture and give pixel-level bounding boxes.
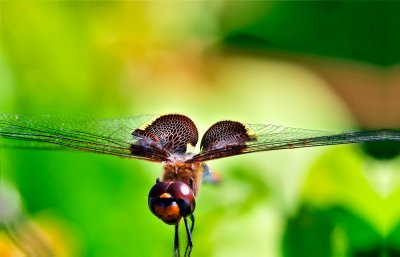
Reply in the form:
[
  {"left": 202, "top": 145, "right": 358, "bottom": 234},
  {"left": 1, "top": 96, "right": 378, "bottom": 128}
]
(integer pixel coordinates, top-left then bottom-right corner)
[
  {"left": 200, "top": 120, "right": 255, "bottom": 152},
  {"left": 130, "top": 114, "right": 199, "bottom": 154}
]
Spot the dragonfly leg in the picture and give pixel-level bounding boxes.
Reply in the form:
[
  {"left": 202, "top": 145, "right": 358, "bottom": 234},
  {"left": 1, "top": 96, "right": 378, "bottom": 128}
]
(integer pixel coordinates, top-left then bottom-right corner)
[
  {"left": 188, "top": 214, "right": 195, "bottom": 233},
  {"left": 184, "top": 215, "right": 195, "bottom": 256},
  {"left": 183, "top": 216, "right": 193, "bottom": 257},
  {"left": 190, "top": 215, "right": 195, "bottom": 233},
  {"left": 174, "top": 224, "right": 180, "bottom": 257}
]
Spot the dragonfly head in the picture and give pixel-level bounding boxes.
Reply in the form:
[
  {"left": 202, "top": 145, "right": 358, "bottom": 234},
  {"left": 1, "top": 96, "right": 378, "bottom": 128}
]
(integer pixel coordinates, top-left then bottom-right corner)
[{"left": 148, "top": 181, "right": 195, "bottom": 225}]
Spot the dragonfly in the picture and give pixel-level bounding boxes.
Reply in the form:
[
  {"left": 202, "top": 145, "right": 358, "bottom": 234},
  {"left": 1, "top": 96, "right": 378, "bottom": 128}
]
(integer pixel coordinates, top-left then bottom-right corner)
[{"left": 0, "top": 113, "right": 399, "bottom": 256}]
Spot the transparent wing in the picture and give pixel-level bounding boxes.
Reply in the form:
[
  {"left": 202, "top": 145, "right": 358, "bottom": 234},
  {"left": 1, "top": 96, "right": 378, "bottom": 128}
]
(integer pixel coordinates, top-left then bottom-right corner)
[
  {"left": 0, "top": 113, "right": 169, "bottom": 162},
  {"left": 192, "top": 123, "right": 400, "bottom": 162}
]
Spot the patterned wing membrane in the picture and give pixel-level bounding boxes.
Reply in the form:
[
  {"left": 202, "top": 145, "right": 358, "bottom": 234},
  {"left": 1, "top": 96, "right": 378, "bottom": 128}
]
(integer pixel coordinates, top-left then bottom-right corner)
[
  {"left": 192, "top": 122, "right": 400, "bottom": 162},
  {"left": 132, "top": 114, "right": 198, "bottom": 154},
  {"left": 200, "top": 120, "right": 255, "bottom": 152},
  {"left": 0, "top": 113, "right": 169, "bottom": 162}
]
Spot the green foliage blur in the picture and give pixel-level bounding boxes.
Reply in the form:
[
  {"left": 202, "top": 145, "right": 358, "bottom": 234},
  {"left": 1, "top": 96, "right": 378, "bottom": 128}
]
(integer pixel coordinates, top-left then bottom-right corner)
[{"left": 1, "top": 2, "right": 399, "bottom": 257}]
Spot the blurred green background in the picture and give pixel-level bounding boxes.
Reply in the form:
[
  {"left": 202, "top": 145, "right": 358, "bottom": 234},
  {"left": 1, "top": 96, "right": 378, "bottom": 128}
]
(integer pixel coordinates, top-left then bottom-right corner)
[{"left": 1, "top": 2, "right": 399, "bottom": 257}]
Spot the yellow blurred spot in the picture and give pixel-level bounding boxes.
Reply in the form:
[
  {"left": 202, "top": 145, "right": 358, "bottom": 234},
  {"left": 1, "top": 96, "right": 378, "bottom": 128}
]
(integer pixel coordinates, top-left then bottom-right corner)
[{"left": 0, "top": 213, "right": 80, "bottom": 257}]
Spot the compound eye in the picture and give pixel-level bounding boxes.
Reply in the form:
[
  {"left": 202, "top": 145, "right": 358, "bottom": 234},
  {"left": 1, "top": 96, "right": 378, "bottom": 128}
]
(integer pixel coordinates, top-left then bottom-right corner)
[
  {"left": 148, "top": 181, "right": 170, "bottom": 198},
  {"left": 167, "top": 182, "right": 195, "bottom": 217},
  {"left": 148, "top": 181, "right": 196, "bottom": 225},
  {"left": 148, "top": 181, "right": 181, "bottom": 224}
]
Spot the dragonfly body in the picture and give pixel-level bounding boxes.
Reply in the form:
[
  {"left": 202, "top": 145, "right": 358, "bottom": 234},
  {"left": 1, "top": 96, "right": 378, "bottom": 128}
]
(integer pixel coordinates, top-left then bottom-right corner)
[
  {"left": 162, "top": 161, "right": 204, "bottom": 197},
  {"left": 149, "top": 156, "right": 204, "bottom": 257},
  {"left": 0, "top": 113, "right": 399, "bottom": 257}
]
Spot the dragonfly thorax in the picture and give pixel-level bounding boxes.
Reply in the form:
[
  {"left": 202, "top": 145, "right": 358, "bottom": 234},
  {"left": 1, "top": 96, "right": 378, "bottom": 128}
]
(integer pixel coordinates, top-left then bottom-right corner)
[
  {"left": 162, "top": 162, "right": 203, "bottom": 195},
  {"left": 166, "top": 152, "right": 195, "bottom": 164}
]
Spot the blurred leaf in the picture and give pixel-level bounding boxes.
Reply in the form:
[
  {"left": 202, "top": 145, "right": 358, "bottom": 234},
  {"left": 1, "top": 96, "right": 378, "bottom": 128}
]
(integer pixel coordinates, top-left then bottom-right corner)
[
  {"left": 360, "top": 140, "right": 400, "bottom": 160},
  {"left": 222, "top": 2, "right": 400, "bottom": 66},
  {"left": 387, "top": 223, "right": 400, "bottom": 256},
  {"left": 282, "top": 206, "right": 384, "bottom": 257},
  {"left": 301, "top": 147, "right": 386, "bottom": 230}
]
